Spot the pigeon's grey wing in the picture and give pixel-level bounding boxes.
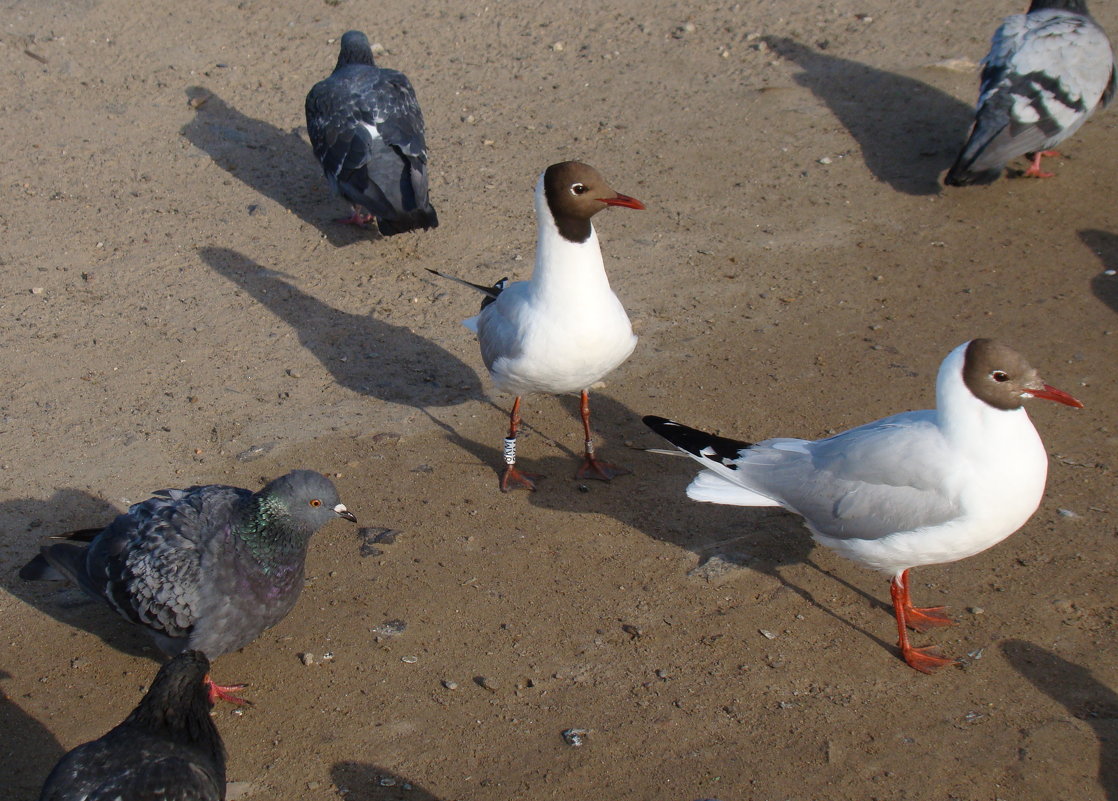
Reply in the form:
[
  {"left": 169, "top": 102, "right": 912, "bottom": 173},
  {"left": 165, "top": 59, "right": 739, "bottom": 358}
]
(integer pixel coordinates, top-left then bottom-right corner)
[
  {"left": 977, "top": 14, "right": 1034, "bottom": 101},
  {"left": 38, "top": 738, "right": 111, "bottom": 801},
  {"left": 82, "top": 759, "right": 223, "bottom": 801},
  {"left": 946, "top": 15, "right": 1046, "bottom": 184},
  {"left": 349, "top": 70, "right": 435, "bottom": 224},
  {"left": 966, "top": 13, "right": 1113, "bottom": 173},
  {"left": 40, "top": 738, "right": 220, "bottom": 801},
  {"left": 306, "top": 71, "right": 388, "bottom": 207},
  {"left": 306, "top": 75, "right": 370, "bottom": 197},
  {"left": 739, "top": 412, "right": 963, "bottom": 541},
  {"left": 83, "top": 486, "right": 250, "bottom": 640},
  {"left": 41, "top": 751, "right": 221, "bottom": 801},
  {"left": 362, "top": 71, "right": 427, "bottom": 158}
]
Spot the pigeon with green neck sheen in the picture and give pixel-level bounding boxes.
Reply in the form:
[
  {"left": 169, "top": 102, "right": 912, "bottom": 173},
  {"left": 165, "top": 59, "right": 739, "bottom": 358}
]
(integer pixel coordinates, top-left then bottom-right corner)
[{"left": 22, "top": 470, "right": 357, "bottom": 665}]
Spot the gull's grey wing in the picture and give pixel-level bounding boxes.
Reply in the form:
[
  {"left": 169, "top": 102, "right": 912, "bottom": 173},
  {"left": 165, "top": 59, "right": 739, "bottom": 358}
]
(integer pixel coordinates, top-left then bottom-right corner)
[{"left": 737, "top": 411, "right": 964, "bottom": 541}]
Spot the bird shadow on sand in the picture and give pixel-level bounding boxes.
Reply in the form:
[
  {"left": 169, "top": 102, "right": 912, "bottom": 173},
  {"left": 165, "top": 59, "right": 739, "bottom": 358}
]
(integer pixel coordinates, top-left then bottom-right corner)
[
  {"left": 1078, "top": 229, "right": 1118, "bottom": 314},
  {"left": 1, "top": 668, "right": 65, "bottom": 801},
  {"left": 0, "top": 489, "right": 155, "bottom": 661},
  {"left": 180, "top": 87, "right": 367, "bottom": 248},
  {"left": 762, "top": 36, "right": 973, "bottom": 196},
  {"left": 197, "top": 247, "right": 482, "bottom": 408},
  {"left": 1001, "top": 640, "right": 1118, "bottom": 799},
  {"left": 331, "top": 762, "right": 445, "bottom": 801},
  {"left": 425, "top": 392, "right": 895, "bottom": 657}
]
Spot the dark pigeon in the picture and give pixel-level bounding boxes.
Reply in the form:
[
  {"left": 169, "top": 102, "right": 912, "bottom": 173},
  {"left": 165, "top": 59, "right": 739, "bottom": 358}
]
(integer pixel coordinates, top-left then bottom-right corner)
[
  {"left": 21, "top": 470, "right": 357, "bottom": 660},
  {"left": 306, "top": 30, "right": 438, "bottom": 235},
  {"left": 37, "top": 650, "right": 226, "bottom": 801},
  {"left": 946, "top": 0, "right": 1116, "bottom": 186}
]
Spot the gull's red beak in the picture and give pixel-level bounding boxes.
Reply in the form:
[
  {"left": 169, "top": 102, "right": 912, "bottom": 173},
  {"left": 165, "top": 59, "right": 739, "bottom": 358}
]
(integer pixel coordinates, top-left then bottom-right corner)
[
  {"left": 601, "top": 193, "right": 645, "bottom": 210},
  {"left": 1029, "top": 384, "right": 1085, "bottom": 408}
]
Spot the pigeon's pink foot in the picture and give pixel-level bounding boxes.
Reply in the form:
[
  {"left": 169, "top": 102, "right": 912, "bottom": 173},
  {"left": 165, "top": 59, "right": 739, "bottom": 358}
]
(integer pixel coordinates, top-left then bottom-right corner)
[
  {"left": 1023, "top": 150, "right": 1058, "bottom": 179},
  {"left": 204, "top": 676, "right": 250, "bottom": 706},
  {"left": 335, "top": 210, "right": 375, "bottom": 226}
]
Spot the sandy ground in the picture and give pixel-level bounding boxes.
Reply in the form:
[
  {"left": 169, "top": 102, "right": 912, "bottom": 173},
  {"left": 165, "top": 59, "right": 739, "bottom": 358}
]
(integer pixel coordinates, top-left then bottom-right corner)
[{"left": 1, "top": 0, "right": 1117, "bottom": 799}]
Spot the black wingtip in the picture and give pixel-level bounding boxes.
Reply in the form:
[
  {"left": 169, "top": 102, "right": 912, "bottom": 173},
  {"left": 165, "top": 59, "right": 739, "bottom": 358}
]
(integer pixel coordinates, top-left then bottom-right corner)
[
  {"left": 642, "top": 415, "right": 675, "bottom": 433},
  {"left": 427, "top": 269, "right": 506, "bottom": 301},
  {"left": 642, "top": 416, "right": 752, "bottom": 463}
]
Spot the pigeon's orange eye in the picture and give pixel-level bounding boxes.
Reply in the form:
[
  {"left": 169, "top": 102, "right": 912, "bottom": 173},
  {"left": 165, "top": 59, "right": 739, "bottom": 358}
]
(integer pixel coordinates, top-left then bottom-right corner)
[{"left": 309, "top": 499, "right": 322, "bottom": 507}]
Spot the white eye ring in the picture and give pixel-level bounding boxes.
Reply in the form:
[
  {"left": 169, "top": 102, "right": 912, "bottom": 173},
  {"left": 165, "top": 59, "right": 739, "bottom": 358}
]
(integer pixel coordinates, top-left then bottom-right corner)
[
  {"left": 992, "top": 371, "right": 1009, "bottom": 383},
  {"left": 571, "top": 183, "right": 588, "bottom": 195}
]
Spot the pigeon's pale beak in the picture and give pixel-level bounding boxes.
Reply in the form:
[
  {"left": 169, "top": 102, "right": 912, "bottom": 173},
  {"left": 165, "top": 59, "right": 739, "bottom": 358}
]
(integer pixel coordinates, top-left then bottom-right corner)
[
  {"left": 601, "top": 192, "right": 645, "bottom": 210},
  {"left": 333, "top": 503, "right": 358, "bottom": 523},
  {"left": 1028, "top": 384, "right": 1085, "bottom": 408}
]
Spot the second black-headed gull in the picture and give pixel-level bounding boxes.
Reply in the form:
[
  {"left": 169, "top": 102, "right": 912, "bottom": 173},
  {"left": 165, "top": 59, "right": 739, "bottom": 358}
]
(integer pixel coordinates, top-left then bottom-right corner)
[
  {"left": 433, "top": 161, "right": 643, "bottom": 491},
  {"left": 305, "top": 30, "right": 438, "bottom": 234},
  {"left": 644, "top": 339, "right": 1084, "bottom": 673},
  {"left": 945, "top": 0, "right": 1116, "bottom": 186}
]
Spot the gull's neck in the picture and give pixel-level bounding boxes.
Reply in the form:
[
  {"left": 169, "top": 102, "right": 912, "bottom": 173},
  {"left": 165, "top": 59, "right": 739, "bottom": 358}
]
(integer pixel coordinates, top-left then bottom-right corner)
[{"left": 529, "top": 175, "right": 612, "bottom": 298}]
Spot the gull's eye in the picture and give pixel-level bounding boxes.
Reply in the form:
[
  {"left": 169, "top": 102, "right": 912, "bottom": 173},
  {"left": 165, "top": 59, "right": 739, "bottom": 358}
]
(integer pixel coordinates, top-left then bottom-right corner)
[
  {"left": 571, "top": 183, "right": 588, "bottom": 195},
  {"left": 992, "top": 371, "right": 1009, "bottom": 383},
  {"left": 309, "top": 498, "right": 322, "bottom": 507}
]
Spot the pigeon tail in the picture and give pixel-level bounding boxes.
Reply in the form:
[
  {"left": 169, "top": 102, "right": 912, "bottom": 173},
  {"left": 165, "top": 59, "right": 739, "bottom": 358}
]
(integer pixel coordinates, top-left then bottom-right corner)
[
  {"left": 21, "top": 527, "right": 103, "bottom": 583},
  {"left": 35, "top": 542, "right": 97, "bottom": 594},
  {"left": 376, "top": 204, "right": 439, "bottom": 235},
  {"left": 944, "top": 119, "right": 1015, "bottom": 186},
  {"left": 944, "top": 158, "right": 1003, "bottom": 186},
  {"left": 18, "top": 553, "right": 62, "bottom": 581},
  {"left": 1028, "top": 0, "right": 1090, "bottom": 14}
]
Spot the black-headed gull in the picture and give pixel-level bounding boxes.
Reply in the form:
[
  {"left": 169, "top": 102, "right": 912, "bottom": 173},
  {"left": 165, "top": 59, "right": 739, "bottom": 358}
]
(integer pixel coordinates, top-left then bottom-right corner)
[
  {"left": 945, "top": 0, "right": 1116, "bottom": 186},
  {"left": 644, "top": 339, "right": 1084, "bottom": 673},
  {"left": 432, "top": 161, "right": 642, "bottom": 491},
  {"left": 306, "top": 30, "right": 438, "bottom": 234}
]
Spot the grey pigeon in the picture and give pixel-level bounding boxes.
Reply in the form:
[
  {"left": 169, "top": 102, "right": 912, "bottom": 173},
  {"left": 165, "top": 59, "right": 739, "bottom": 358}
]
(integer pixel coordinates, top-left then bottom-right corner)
[
  {"left": 38, "top": 650, "right": 225, "bottom": 801},
  {"left": 21, "top": 470, "right": 356, "bottom": 662},
  {"left": 946, "top": 0, "right": 1116, "bottom": 186},
  {"left": 306, "top": 30, "right": 438, "bottom": 235}
]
